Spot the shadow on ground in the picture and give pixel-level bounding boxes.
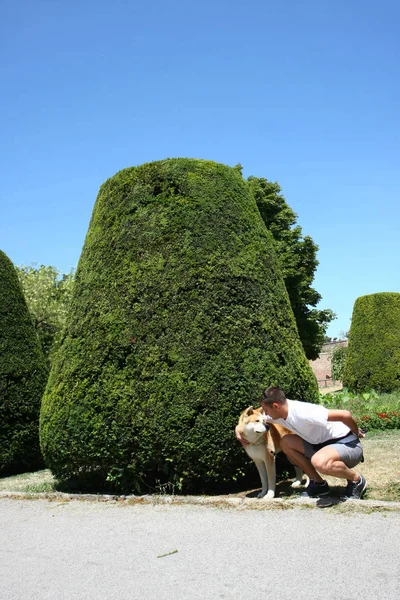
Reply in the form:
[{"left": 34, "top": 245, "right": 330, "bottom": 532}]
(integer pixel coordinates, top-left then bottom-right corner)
[{"left": 241, "top": 480, "right": 346, "bottom": 506}]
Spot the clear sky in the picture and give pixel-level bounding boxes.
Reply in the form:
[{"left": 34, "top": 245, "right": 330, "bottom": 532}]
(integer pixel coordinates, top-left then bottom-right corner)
[{"left": 1, "top": 0, "right": 399, "bottom": 339}]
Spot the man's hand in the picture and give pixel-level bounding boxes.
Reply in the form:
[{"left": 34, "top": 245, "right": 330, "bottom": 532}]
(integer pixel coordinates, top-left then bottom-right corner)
[{"left": 235, "top": 426, "right": 249, "bottom": 446}]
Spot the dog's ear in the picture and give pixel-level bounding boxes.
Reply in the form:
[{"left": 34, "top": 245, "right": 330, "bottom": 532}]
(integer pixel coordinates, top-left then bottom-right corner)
[{"left": 246, "top": 406, "right": 254, "bottom": 415}]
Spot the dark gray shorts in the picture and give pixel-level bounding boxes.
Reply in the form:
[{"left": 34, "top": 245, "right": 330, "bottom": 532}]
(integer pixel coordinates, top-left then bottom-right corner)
[{"left": 302, "top": 436, "right": 364, "bottom": 469}]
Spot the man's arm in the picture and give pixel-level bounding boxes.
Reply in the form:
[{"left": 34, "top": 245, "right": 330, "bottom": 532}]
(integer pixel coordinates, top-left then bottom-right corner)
[
  {"left": 327, "top": 409, "right": 365, "bottom": 437},
  {"left": 235, "top": 425, "right": 249, "bottom": 446}
]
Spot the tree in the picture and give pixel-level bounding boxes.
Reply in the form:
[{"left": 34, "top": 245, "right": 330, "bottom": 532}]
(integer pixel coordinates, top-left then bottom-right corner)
[
  {"left": 247, "top": 177, "right": 335, "bottom": 359},
  {"left": 16, "top": 265, "right": 74, "bottom": 363},
  {"left": 332, "top": 345, "right": 348, "bottom": 381},
  {"left": 0, "top": 250, "right": 48, "bottom": 475},
  {"left": 343, "top": 293, "right": 400, "bottom": 393},
  {"left": 40, "top": 158, "right": 318, "bottom": 494}
]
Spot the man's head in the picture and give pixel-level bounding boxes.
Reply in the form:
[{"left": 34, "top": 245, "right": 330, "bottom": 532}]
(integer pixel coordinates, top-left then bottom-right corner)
[{"left": 259, "top": 386, "right": 288, "bottom": 419}]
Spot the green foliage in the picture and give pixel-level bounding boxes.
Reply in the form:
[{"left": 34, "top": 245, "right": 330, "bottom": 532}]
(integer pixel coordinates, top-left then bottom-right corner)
[
  {"left": 320, "top": 389, "right": 400, "bottom": 431},
  {"left": 320, "top": 388, "right": 381, "bottom": 408},
  {"left": 16, "top": 265, "right": 75, "bottom": 364},
  {"left": 332, "top": 345, "right": 348, "bottom": 381},
  {"left": 0, "top": 250, "right": 48, "bottom": 475},
  {"left": 343, "top": 293, "right": 400, "bottom": 393},
  {"left": 247, "top": 176, "right": 335, "bottom": 359},
  {"left": 40, "top": 158, "right": 318, "bottom": 494}
]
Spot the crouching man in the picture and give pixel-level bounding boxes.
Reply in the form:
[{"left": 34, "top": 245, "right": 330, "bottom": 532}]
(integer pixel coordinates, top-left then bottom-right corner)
[{"left": 236, "top": 386, "right": 367, "bottom": 500}]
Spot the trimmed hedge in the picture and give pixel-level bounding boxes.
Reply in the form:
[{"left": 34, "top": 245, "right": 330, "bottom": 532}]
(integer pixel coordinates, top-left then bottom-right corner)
[
  {"left": 343, "top": 293, "right": 400, "bottom": 393},
  {"left": 40, "top": 159, "right": 318, "bottom": 493},
  {"left": 0, "top": 250, "right": 48, "bottom": 475}
]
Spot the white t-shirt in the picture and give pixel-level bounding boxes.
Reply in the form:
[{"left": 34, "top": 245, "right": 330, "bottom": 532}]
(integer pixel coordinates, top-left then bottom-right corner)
[{"left": 264, "top": 399, "right": 350, "bottom": 444}]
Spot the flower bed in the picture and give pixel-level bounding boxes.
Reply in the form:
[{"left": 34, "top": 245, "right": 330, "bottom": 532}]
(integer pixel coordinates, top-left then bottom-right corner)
[{"left": 319, "top": 389, "right": 400, "bottom": 432}]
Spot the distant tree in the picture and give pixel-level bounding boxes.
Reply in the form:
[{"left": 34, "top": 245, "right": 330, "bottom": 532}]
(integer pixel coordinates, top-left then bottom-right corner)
[
  {"left": 332, "top": 345, "right": 348, "bottom": 381},
  {"left": 248, "top": 177, "right": 335, "bottom": 360},
  {"left": 0, "top": 250, "right": 48, "bottom": 475},
  {"left": 16, "top": 265, "right": 74, "bottom": 363}
]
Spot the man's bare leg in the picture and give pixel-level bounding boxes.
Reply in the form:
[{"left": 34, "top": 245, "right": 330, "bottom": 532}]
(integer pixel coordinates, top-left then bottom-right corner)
[
  {"left": 311, "top": 446, "right": 362, "bottom": 483},
  {"left": 279, "top": 435, "right": 324, "bottom": 482}
]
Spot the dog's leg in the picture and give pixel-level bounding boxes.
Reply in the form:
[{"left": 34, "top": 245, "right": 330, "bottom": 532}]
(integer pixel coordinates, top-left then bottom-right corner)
[
  {"left": 253, "top": 459, "right": 269, "bottom": 498},
  {"left": 262, "top": 452, "right": 276, "bottom": 500},
  {"left": 291, "top": 466, "right": 309, "bottom": 488}
]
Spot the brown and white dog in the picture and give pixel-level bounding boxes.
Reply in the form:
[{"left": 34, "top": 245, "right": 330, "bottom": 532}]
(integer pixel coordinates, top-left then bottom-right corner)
[{"left": 237, "top": 405, "right": 309, "bottom": 499}]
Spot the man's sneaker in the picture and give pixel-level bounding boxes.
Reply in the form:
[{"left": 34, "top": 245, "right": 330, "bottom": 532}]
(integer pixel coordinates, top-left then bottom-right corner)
[
  {"left": 300, "top": 479, "right": 330, "bottom": 498},
  {"left": 341, "top": 474, "right": 367, "bottom": 500}
]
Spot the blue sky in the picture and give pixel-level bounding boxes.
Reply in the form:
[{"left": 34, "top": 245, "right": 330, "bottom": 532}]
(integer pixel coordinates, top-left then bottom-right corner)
[{"left": 1, "top": 0, "right": 399, "bottom": 339}]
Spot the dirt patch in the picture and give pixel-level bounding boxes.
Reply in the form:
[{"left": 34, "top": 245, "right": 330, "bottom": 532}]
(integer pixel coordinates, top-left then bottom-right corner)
[{"left": 319, "top": 384, "right": 343, "bottom": 395}]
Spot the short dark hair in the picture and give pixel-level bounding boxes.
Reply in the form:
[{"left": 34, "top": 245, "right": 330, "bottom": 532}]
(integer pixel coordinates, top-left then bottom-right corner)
[{"left": 259, "top": 386, "right": 287, "bottom": 405}]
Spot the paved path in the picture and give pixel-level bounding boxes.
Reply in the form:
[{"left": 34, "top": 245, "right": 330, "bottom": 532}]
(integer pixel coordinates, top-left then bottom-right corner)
[{"left": 1, "top": 497, "right": 399, "bottom": 600}]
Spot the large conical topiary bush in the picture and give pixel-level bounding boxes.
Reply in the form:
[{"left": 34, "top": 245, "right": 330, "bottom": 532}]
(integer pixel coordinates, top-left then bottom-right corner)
[
  {"left": 40, "top": 159, "right": 318, "bottom": 493},
  {"left": 0, "top": 250, "right": 48, "bottom": 475},
  {"left": 343, "top": 292, "right": 400, "bottom": 393}
]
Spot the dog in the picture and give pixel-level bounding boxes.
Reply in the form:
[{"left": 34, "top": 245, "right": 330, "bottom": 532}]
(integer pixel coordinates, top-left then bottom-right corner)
[{"left": 237, "top": 405, "right": 309, "bottom": 499}]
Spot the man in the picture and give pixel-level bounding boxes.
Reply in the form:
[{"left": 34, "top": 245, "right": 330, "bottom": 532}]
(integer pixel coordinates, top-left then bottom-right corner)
[{"left": 236, "top": 386, "right": 367, "bottom": 500}]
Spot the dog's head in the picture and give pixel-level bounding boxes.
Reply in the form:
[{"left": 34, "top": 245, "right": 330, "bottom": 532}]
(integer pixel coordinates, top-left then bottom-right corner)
[{"left": 238, "top": 405, "right": 268, "bottom": 436}]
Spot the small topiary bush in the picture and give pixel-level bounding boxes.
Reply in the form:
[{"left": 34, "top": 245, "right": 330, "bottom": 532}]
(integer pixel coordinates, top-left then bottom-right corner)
[
  {"left": 0, "top": 250, "right": 48, "bottom": 475},
  {"left": 343, "top": 293, "right": 400, "bottom": 393},
  {"left": 40, "top": 159, "right": 318, "bottom": 494}
]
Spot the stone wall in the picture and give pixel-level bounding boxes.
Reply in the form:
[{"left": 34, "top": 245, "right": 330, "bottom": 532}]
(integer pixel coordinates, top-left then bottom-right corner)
[{"left": 309, "top": 340, "right": 348, "bottom": 388}]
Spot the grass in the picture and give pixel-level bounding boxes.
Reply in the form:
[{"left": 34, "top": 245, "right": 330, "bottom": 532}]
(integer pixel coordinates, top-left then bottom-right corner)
[
  {"left": 343, "top": 429, "right": 400, "bottom": 502},
  {"left": 0, "top": 470, "right": 56, "bottom": 493},
  {"left": 0, "top": 430, "right": 399, "bottom": 502}
]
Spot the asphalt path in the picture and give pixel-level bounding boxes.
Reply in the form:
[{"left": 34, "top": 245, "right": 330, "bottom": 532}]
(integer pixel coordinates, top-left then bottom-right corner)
[{"left": 1, "top": 498, "right": 399, "bottom": 600}]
